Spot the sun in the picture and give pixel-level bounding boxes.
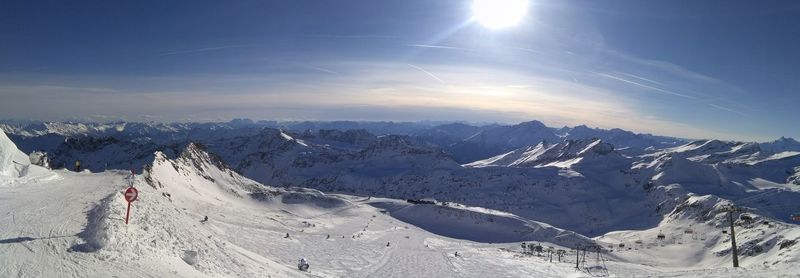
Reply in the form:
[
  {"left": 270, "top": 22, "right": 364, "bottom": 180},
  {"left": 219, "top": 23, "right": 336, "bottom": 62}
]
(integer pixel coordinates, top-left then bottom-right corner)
[{"left": 471, "top": 0, "right": 529, "bottom": 29}]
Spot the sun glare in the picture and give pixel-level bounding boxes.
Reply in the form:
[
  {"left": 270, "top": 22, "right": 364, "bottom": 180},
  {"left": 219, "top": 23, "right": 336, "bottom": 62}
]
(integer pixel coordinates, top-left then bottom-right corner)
[{"left": 471, "top": 0, "right": 528, "bottom": 29}]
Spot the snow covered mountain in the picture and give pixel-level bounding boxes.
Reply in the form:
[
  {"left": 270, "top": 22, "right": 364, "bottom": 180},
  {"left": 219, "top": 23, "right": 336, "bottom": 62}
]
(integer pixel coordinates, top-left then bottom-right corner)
[
  {"left": 464, "top": 138, "right": 619, "bottom": 168},
  {"left": 557, "top": 125, "right": 685, "bottom": 154},
  {"left": 447, "top": 120, "right": 560, "bottom": 163},
  {"left": 0, "top": 127, "right": 800, "bottom": 277},
  {"left": 0, "top": 133, "right": 601, "bottom": 277},
  {"left": 5, "top": 121, "right": 800, "bottom": 235}
]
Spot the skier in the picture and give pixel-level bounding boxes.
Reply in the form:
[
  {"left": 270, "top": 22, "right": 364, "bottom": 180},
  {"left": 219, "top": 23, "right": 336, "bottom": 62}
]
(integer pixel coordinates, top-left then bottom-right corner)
[
  {"left": 386, "top": 242, "right": 391, "bottom": 247},
  {"left": 200, "top": 216, "right": 208, "bottom": 223},
  {"left": 284, "top": 233, "right": 290, "bottom": 238},
  {"left": 298, "top": 257, "right": 309, "bottom": 271}
]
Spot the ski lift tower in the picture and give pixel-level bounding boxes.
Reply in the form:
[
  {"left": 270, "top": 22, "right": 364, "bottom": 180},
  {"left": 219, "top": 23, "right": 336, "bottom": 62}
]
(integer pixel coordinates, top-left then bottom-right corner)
[{"left": 720, "top": 205, "right": 743, "bottom": 268}]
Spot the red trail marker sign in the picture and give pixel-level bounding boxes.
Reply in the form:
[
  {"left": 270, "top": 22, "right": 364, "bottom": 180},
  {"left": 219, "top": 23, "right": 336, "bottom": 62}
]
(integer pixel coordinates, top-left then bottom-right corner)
[
  {"left": 124, "top": 169, "right": 138, "bottom": 224},
  {"left": 124, "top": 187, "right": 138, "bottom": 224}
]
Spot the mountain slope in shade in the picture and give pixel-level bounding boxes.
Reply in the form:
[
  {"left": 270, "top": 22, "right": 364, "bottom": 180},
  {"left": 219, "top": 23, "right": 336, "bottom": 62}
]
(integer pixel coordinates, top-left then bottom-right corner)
[
  {"left": 448, "top": 120, "right": 560, "bottom": 163},
  {"left": 559, "top": 125, "right": 685, "bottom": 153}
]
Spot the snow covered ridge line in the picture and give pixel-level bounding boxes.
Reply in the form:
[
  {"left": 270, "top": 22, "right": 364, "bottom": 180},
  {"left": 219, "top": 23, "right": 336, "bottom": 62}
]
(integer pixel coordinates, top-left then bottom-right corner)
[{"left": 464, "top": 138, "right": 617, "bottom": 168}]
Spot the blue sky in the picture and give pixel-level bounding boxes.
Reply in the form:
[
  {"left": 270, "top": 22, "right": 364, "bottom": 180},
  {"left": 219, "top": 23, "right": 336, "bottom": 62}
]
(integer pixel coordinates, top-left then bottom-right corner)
[{"left": 1, "top": 0, "right": 798, "bottom": 141}]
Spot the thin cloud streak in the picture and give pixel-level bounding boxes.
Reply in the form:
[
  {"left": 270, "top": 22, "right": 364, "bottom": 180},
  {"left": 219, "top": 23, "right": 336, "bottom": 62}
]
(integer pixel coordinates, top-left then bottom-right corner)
[
  {"left": 595, "top": 72, "right": 697, "bottom": 99},
  {"left": 407, "top": 44, "right": 470, "bottom": 51},
  {"left": 614, "top": 71, "right": 664, "bottom": 86},
  {"left": 306, "top": 34, "right": 398, "bottom": 39},
  {"left": 708, "top": 104, "right": 749, "bottom": 117},
  {"left": 159, "top": 44, "right": 256, "bottom": 56},
  {"left": 407, "top": 64, "right": 445, "bottom": 84},
  {"left": 303, "top": 65, "right": 338, "bottom": 74}
]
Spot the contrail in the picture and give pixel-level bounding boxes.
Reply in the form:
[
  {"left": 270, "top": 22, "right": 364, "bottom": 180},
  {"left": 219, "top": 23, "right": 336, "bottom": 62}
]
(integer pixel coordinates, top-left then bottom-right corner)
[
  {"left": 596, "top": 72, "right": 696, "bottom": 99},
  {"left": 708, "top": 104, "right": 749, "bottom": 116},
  {"left": 407, "top": 44, "right": 467, "bottom": 51},
  {"left": 159, "top": 44, "right": 255, "bottom": 56},
  {"left": 304, "top": 65, "right": 337, "bottom": 74},
  {"left": 407, "top": 64, "right": 445, "bottom": 84},
  {"left": 614, "top": 71, "right": 664, "bottom": 86},
  {"left": 307, "top": 34, "right": 397, "bottom": 39}
]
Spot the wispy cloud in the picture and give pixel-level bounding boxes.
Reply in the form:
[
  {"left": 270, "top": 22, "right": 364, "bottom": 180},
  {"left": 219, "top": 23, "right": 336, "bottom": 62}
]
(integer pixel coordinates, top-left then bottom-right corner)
[
  {"left": 407, "top": 44, "right": 470, "bottom": 51},
  {"left": 708, "top": 103, "right": 749, "bottom": 116},
  {"left": 302, "top": 65, "right": 338, "bottom": 74},
  {"left": 407, "top": 64, "right": 445, "bottom": 84},
  {"left": 613, "top": 71, "right": 663, "bottom": 86},
  {"left": 159, "top": 44, "right": 256, "bottom": 56},
  {"left": 595, "top": 72, "right": 697, "bottom": 99},
  {"left": 307, "top": 34, "right": 398, "bottom": 39}
]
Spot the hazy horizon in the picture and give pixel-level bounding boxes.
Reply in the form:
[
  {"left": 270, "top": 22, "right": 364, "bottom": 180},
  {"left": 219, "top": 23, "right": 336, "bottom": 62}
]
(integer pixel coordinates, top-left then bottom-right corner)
[{"left": 2, "top": 0, "right": 798, "bottom": 142}]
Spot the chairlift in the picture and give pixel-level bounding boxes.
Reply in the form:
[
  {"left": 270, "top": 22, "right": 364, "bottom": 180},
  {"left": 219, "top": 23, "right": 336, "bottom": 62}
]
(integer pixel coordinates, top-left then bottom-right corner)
[
  {"left": 684, "top": 228, "right": 694, "bottom": 234},
  {"left": 657, "top": 233, "right": 666, "bottom": 240},
  {"left": 791, "top": 213, "right": 800, "bottom": 222}
]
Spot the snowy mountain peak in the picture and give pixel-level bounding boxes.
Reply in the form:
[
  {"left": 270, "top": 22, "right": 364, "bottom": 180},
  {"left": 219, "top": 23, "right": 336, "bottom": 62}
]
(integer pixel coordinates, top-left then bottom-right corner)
[
  {"left": 466, "top": 138, "right": 617, "bottom": 168},
  {"left": 145, "top": 143, "right": 263, "bottom": 196},
  {"left": 178, "top": 142, "right": 229, "bottom": 171},
  {"left": 516, "top": 120, "right": 548, "bottom": 129},
  {"left": 760, "top": 136, "right": 800, "bottom": 154}
]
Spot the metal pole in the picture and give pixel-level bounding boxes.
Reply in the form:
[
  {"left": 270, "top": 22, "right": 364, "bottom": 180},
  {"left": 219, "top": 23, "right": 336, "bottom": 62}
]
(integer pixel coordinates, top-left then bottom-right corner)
[
  {"left": 728, "top": 210, "right": 739, "bottom": 267},
  {"left": 125, "top": 202, "right": 131, "bottom": 225},
  {"left": 575, "top": 246, "right": 580, "bottom": 269}
]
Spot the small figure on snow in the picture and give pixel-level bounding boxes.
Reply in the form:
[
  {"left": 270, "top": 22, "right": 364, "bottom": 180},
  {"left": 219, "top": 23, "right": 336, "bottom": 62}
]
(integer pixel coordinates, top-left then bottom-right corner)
[
  {"left": 326, "top": 234, "right": 330, "bottom": 239},
  {"left": 386, "top": 242, "right": 391, "bottom": 247},
  {"left": 454, "top": 251, "right": 459, "bottom": 257},
  {"left": 298, "top": 257, "right": 309, "bottom": 271},
  {"left": 200, "top": 216, "right": 208, "bottom": 223},
  {"left": 285, "top": 233, "right": 290, "bottom": 239}
]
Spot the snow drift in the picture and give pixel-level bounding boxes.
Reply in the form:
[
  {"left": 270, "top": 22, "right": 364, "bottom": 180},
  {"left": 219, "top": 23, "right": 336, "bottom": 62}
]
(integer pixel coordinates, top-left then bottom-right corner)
[{"left": 0, "top": 129, "right": 30, "bottom": 178}]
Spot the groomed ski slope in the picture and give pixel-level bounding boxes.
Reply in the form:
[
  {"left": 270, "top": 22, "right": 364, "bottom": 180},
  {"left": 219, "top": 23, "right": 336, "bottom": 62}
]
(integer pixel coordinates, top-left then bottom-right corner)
[
  {"left": 2, "top": 170, "right": 798, "bottom": 277},
  {"left": 0, "top": 168, "right": 588, "bottom": 277}
]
